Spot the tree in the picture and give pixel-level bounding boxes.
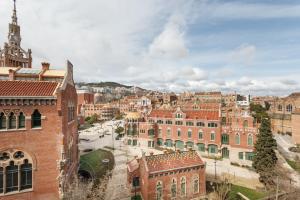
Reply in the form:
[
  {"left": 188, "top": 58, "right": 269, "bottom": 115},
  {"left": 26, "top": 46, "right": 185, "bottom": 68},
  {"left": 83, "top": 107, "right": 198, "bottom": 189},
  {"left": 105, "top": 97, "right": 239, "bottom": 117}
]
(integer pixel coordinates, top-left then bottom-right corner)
[
  {"left": 87, "top": 114, "right": 98, "bottom": 125},
  {"left": 253, "top": 117, "right": 277, "bottom": 187},
  {"left": 115, "top": 127, "right": 124, "bottom": 135},
  {"left": 250, "top": 103, "right": 268, "bottom": 123}
]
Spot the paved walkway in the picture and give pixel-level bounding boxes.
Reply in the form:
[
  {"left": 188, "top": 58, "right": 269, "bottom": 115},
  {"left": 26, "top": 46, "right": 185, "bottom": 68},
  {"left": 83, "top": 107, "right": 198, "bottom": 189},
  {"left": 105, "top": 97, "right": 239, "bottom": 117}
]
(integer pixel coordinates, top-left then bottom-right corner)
[{"left": 104, "top": 148, "right": 131, "bottom": 200}]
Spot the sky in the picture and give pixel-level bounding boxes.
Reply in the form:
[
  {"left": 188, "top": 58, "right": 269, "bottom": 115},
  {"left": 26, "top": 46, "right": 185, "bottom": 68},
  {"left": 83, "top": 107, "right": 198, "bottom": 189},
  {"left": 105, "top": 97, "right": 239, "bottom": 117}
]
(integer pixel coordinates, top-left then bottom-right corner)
[{"left": 0, "top": 0, "right": 300, "bottom": 96}]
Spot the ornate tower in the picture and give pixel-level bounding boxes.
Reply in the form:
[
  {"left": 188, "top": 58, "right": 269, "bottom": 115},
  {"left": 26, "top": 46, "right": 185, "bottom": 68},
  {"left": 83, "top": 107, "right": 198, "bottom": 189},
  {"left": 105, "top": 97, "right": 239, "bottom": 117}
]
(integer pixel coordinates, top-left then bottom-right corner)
[{"left": 0, "top": 0, "right": 32, "bottom": 68}]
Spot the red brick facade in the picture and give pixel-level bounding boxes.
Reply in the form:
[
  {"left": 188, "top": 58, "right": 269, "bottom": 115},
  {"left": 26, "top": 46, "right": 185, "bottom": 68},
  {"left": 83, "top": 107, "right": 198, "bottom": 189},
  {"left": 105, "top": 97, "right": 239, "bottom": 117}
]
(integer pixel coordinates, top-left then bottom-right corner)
[
  {"left": 0, "top": 62, "right": 78, "bottom": 200},
  {"left": 127, "top": 151, "right": 206, "bottom": 200}
]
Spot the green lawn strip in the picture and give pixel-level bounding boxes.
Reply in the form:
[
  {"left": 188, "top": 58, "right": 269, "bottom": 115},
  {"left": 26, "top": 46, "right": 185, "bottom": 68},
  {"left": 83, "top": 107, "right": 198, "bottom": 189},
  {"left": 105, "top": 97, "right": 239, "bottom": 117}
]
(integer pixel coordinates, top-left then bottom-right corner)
[
  {"left": 286, "top": 159, "right": 300, "bottom": 173},
  {"left": 79, "top": 149, "right": 115, "bottom": 180},
  {"left": 228, "top": 185, "right": 267, "bottom": 200},
  {"left": 131, "top": 195, "right": 142, "bottom": 200}
]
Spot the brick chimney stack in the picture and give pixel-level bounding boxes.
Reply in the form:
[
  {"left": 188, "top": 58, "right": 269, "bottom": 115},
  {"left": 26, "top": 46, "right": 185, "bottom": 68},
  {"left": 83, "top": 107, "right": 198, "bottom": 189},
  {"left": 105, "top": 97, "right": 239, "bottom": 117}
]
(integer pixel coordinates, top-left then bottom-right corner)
[
  {"left": 41, "top": 62, "right": 50, "bottom": 71},
  {"left": 8, "top": 69, "right": 15, "bottom": 80}
]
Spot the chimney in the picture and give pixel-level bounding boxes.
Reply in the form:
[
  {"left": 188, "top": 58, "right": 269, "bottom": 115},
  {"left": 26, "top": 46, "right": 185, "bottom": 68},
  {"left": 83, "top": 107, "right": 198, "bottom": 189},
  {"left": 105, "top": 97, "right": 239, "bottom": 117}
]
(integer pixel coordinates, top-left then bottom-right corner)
[
  {"left": 150, "top": 152, "right": 154, "bottom": 156},
  {"left": 41, "top": 62, "right": 50, "bottom": 70},
  {"left": 8, "top": 69, "right": 15, "bottom": 80}
]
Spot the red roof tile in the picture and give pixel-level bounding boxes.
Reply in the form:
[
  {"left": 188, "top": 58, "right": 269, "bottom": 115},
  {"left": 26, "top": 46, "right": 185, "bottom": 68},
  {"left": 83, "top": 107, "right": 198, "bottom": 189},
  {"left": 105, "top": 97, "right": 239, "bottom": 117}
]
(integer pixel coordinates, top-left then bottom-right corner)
[
  {"left": 145, "top": 151, "right": 204, "bottom": 173},
  {"left": 149, "top": 109, "right": 219, "bottom": 120},
  {"left": 0, "top": 81, "right": 59, "bottom": 97}
]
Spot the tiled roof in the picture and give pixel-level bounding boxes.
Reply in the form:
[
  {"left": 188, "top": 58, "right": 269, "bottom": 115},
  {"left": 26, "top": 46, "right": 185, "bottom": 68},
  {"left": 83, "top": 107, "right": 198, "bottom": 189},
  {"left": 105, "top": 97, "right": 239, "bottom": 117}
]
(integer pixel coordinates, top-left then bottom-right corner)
[
  {"left": 145, "top": 151, "right": 204, "bottom": 173},
  {"left": 0, "top": 80, "right": 59, "bottom": 97},
  {"left": 149, "top": 109, "right": 219, "bottom": 120}
]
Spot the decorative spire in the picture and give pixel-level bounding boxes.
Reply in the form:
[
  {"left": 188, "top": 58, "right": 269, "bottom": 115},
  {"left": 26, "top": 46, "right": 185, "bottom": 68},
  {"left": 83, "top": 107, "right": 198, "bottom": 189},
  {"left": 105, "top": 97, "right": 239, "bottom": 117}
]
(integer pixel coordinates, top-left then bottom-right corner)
[{"left": 12, "top": 0, "right": 18, "bottom": 25}]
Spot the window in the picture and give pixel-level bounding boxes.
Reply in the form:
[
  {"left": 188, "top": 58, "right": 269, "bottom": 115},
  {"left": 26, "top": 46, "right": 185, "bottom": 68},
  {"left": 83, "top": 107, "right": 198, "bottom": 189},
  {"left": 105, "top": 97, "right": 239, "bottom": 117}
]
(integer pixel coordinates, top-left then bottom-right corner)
[
  {"left": 18, "top": 112, "right": 25, "bottom": 129},
  {"left": 235, "top": 133, "right": 240, "bottom": 145},
  {"left": 8, "top": 112, "right": 16, "bottom": 129},
  {"left": 210, "top": 132, "right": 215, "bottom": 141},
  {"left": 0, "top": 112, "right": 6, "bottom": 130},
  {"left": 166, "top": 120, "right": 173, "bottom": 124},
  {"left": 193, "top": 176, "right": 199, "bottom": 194},
  {"left": 158, "top": 128, "right": 162, "bottom": 136},
  {"left": 175, "top": 121, "right": 183, "bottom": 125},
  {"left": 133, "top": 177, "right": 140, "bottom": 187},
  {"left": 176, "top": 113, "right": 182, "bottom": 118},
  {"left": 6, "top": 161, "right": 18, "bottom": 193},
  {"left": 157, "top": 139, "right": 164, "bottom": 146},
  {"left": 156, "top": 181, "right": 163, "bottom": 200},
  {"left": 277, "top": 104, "right": 282, "bottom": 111},
  {"left": 247, "top": 134, "right": 253, "bottom": 146},
  {"left": 31, "top": 109, "right": 41, "bottom": 128},
  {"left": 180, "top": 177, "right": 186, "bottom": 196},
  {"left": 208, "top": 144, "right": 217, "bottom": 154},
  {"left": 188, "top": 130, "right": 192, "bottom": 138},
  {"left": 239, "top": 152, "right": 244, "bottom": 160},
  {"left": 148, "top": 129, "right": 155, "bottom": 136},
  {"left": 245, "top": 152, "right": 254, "bottom": 161},
  {"left": 198, "top": 131, "right": 203, "bottom": 139},
  {"left": 21, "top": 160, "right": 32, "bottom": 190},
  {"left": 157, "top": 119, "right": 164, "bottom": 124},
  {"left": 171, "top": 179, "right": 176, "bottom": 198},
  {"left": 177, "top": 129, "right": 181, "bottom": 137},
  {"left": 243, "top": 120, "right": 248, "bottom": 128},
  {"left": 0, "top": 167, "right": 3, "bottom": 193},
  {"left": 197, "top": 143, "right": 205, "bottom": 152},
  {"left": 208, "top": 122, "right": 218, "bottom": 128},
  {"left": 68, "top": 104, "right": 75, "bottom": 122},
  {"left": 196, "top": 122, "right": 205, "bottom": 127},
  {"left": 167, "top": 128, "right": 171, "bottom": 137},
  {"left": 286, "top": 104, "right": 293, "bottom": 112},
  {"left": 221, "top": 134, "right": 229, "bottom": 144},
  {"left": 186, "top": 121, "right": 194, "bottom": 126},
  {"left": 128, "top": 139, "right": 132, "bottom": 145}
]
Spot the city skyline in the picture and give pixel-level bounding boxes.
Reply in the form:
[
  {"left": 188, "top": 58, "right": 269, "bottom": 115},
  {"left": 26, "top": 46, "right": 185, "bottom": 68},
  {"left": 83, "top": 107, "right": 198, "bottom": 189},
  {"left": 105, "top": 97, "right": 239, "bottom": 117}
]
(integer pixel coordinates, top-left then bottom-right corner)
[{"left": 0, "top": 0, "right": 300, "bottom": 95}]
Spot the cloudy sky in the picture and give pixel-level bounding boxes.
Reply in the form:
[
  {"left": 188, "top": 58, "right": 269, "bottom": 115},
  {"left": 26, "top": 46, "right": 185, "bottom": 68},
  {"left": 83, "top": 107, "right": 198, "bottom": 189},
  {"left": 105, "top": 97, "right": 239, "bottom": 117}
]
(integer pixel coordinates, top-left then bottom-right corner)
[{"left": 0, "top": 0, "right": 300, "bottom": 96}]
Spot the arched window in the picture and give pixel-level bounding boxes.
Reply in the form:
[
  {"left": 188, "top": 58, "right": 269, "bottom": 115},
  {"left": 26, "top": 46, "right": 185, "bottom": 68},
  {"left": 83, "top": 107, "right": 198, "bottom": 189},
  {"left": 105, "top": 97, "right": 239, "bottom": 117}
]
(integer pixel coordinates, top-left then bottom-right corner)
[
  {"left": 243, "top": 120, "right": 248, "bottom": 128},
  {"left": 0, "top": 112, "right": 6, "bottom": 130},
  {"left": 6, "top": 161, "right": 18, "bottom": 193},
  {"left": 193, "top": 176, "right": 199, "bottom": 194},
  {"left": 19, "top": 112, "right": 25, "bottom": 129},
  {"left": 247, "top": 134, "right": 253, "bottom": 146},
  {"left": 235, "top": 133, "right": 240, "bottom": 145},
  {"left": 180, "top": 177, "right": 186, "bottom": 196},
  {"left": 210, "top": 132, "right": 215, "bottom": 141},
  {"left": 278, "top": 105, "right": 282, "bottom": 111},
  {"left": 156, "top": 181, "right": 163, "bottom": 200},
  {"left": 21, "top": 160, "right": 32, "bottom": 190},
  {"left": 0, "top": 151, "right": 33, "bottom": 194},
  {"left": 0, "top": 167, "right": 3, "bottom": 193},
  {"left": 198, "top": 130, "right": 203, "bottom": 139},
  {"left": 188, "top": 129, "right": 192, "bottom": 138},
  {"left": 31, "top": 110, "right": 41, "bottom": 128},
  {"left": 177, "top": 129, "right": 181, "bottom": 137},
  {"left": 8, "top": 112, "right": 16, "bottom": 129},
  {"left": 286, "top": 104, "right": 293, "bottom": 112},
  {"left": 171, "top": 178, "right": 176, "bottom": 198}
]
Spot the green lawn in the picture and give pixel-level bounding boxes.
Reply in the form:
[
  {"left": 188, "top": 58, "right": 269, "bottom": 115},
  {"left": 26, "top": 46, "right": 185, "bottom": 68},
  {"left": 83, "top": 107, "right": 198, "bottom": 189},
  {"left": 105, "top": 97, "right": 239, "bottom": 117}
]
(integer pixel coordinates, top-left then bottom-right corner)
[
  {"left": 286, "top": 159, "right": 300, "bottom": 173},
  {"left": 131, "top": 195, "right": 142, "bottom": 200},
  {"left": 228, "top": 185, "right": 267, "bottom": 200},
  {"left": 79, "top": 149, "right": 115, "bottom": 180}
]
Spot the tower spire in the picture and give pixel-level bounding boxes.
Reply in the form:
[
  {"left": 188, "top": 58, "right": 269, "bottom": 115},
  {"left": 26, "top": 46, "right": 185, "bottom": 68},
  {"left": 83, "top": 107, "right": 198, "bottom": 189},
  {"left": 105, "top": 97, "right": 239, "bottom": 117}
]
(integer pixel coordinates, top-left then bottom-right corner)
[{"left": 12, "top": 0, "right": 18, "bottom": 25}]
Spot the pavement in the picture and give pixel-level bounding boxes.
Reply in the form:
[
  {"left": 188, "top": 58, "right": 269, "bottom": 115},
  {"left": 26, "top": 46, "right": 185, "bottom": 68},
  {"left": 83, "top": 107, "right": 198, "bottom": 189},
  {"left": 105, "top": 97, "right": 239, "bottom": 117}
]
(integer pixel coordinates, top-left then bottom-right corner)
[{"left": 274, "top": 133, "right": 300, "bottom": 160}]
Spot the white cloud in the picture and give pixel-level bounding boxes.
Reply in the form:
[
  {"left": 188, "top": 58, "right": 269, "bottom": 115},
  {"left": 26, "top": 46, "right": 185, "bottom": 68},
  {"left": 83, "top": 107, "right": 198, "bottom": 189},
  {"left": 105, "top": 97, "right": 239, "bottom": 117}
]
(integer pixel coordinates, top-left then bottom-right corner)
[
  {"left": 149, "top": 14, "right": 188, "bottom": 59},
  {"left": 229, "top": 44, "right": 256, "bottom": 66}
]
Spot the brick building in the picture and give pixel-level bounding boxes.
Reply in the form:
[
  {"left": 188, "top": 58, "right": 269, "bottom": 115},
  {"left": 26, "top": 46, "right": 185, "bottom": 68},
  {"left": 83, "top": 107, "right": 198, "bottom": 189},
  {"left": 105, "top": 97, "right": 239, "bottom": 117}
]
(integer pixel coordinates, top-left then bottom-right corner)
[
  {"left": 0, "top": 61, "right": 78, "bottom": 200},
  {"left": 125, "top": 104, "right": 258, "bottom": 165},
  {"left": 270, "top": 92, "right": 300, "bottom": 144},
  {"left": 0, "top": 2, "right": 78, "bottom": 199},
  {"left": 127, "top": 150, "right": 206, "bottom": 200}
]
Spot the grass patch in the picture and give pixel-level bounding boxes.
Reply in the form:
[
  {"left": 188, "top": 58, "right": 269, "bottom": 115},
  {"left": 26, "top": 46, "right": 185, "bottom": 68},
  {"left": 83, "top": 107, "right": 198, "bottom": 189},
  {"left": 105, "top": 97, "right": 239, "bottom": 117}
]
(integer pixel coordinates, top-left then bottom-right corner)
[
  {"left": 228, "top": 185, "right": 267, "bottom": 200},
  {"left": 131, "top": 195, "right": 142, "bottom": 200},
  {"left": 79, "top": 149, "right": 115, "bottom": 180},
  {"left": 286, "top": 159, "right": 300, "bottom": 173}
]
